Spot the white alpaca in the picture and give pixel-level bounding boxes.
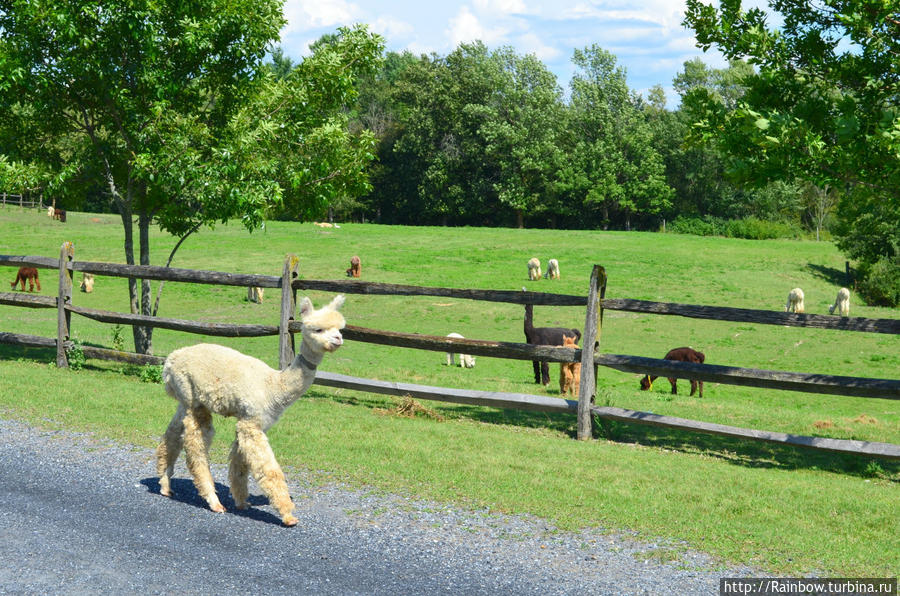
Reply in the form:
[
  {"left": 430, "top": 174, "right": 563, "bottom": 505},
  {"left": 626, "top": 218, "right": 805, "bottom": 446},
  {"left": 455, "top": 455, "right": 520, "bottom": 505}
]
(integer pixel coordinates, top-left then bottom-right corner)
[
  {"left": 47, "top": 206, "right": 55, "bottom": 218},
  {"left": 156, "top": 294, "right": 346, "bottom": 526},
  {"left": 544, "top": 258, "right": 560, "bottom": 280},
  {"left": 784, "top": 287, "right": 805, "bottom": 313},
  {"left": 829, "top": 287, "right": 850, "bottom": 317},
  {"left": 527, "top": 257, "right": 542, "bottom": 281},
  {"left": 445, "top": 333, "right": 475, "bottom": 368}
]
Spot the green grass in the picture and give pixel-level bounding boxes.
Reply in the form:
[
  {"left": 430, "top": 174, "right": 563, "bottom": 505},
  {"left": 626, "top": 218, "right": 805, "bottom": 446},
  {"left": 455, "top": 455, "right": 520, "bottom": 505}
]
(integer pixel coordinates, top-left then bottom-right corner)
[{"left": 1, "top": 206, "right": 898, "bottom": 576}]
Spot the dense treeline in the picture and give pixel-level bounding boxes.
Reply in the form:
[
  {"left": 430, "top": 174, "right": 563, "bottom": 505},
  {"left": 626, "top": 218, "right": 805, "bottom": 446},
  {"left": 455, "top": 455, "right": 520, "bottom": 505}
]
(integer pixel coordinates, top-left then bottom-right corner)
[{"left": 324, "top": 45, "right": 813, "bottom": 234}]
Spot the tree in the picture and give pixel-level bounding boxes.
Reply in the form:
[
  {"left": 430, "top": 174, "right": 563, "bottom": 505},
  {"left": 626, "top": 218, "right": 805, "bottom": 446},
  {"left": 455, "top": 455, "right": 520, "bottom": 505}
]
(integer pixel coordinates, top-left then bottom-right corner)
[
  {"left": 0, "top": 1, "right": 383, "bottom": 352},
  {"left": 565, "top": 45, "right": 672, "bottom": 229},
  {"left": 683, "top": 0, "right": 900, "bottom": 301}
]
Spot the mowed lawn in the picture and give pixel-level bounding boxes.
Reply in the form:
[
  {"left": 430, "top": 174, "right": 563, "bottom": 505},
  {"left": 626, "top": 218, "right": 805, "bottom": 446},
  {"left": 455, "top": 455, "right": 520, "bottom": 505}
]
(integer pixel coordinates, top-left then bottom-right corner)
[{"left": 1, "top": 207, "right": 898, "bottom": 576}]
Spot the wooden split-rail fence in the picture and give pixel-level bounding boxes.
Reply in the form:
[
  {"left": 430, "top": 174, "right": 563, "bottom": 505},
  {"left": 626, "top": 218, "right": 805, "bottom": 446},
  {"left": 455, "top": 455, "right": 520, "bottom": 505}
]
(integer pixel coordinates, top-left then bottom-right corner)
[{"left": 1, "top": 243, "right": 899, "bottom": 460}]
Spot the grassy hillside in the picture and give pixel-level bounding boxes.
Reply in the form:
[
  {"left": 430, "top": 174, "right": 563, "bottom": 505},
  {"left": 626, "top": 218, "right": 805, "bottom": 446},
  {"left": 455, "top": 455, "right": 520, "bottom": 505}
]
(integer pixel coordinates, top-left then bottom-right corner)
[{"left": 1, "top": 206, "right": 898, "bottom": 575}]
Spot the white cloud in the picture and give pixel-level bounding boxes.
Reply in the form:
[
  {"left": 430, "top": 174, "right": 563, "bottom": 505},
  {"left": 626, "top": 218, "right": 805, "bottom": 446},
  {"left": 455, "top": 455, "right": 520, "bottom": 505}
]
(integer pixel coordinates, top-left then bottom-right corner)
[
  {"left": 281, "top": 0, "right": 361, "bottom": 33},
  {"left": 371, "top": 16, "right": 414, "bottom": 39},
  {"left": 515, "top": 32, "right": 562, "bottom": 62},
  {"left": 473, "top": 0, "right": 529, "bottom": 15},
  {"left": 447, "top": 6, "right": 510, "bottom": 46}
]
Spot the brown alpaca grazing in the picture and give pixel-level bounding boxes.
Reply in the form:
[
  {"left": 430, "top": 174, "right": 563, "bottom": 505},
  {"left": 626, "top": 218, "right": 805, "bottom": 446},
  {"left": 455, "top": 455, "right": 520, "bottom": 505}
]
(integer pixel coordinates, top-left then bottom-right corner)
[
  {"left": 639, "top": 346, "right": 705, "bottom": 397},
  {"left": 346, "top": 255, "right": 361, "bottom": 278},
  {"left": 558, "top": 335, "right": 581, "bottom": 397},
  {"left": 156, "top": 295, "right": 346, "bottom": 526},
  {"left": 10, "top": 267, "right": 41, "bottom": 292}
]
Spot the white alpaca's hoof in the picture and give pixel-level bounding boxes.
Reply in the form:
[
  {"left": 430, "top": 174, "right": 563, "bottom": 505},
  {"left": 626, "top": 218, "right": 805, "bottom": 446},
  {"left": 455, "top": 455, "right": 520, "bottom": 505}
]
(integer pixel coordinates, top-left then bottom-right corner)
[
  {"left": 210, "top": 503, "right": 226, "bottom": 513},
  {"left": 282, "top": 515, "right": 299, "bottom": 527}
]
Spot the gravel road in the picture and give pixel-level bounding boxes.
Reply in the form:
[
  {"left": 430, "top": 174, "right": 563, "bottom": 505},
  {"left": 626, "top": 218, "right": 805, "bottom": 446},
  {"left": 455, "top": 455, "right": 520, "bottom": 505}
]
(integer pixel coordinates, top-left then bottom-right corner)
[{"left": 0, "top": 417, "right": 754, "bottom": 595}]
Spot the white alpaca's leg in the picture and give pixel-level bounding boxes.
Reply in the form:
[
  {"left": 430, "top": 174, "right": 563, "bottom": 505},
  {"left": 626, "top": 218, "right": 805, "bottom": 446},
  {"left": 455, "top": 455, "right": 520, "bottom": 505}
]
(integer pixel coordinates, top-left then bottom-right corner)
[
  {"left": 228, "top": 439, "right": 250, "bottom": 509},
  {"left": 156, "top": 403, "right": 186, "bottom": 497},
  {"left": 235, "top": 419, "right": 297, "bottom": 526},
  {"left": 182, "top": 407, "right": 225, "bottom": 513},
  {"left": 446, "top": 352, "right": 455, "bottom": 366}
]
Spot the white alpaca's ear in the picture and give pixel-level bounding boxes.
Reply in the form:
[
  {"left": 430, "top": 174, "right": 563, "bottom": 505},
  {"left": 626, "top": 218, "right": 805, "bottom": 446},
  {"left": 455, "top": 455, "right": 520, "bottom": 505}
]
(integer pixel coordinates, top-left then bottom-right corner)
[
  {"left": 299, "top": 297, "right": 314, "bottom": 319},
  {"left": 327, "top": 294, "right": 345, "bottom": 311}
]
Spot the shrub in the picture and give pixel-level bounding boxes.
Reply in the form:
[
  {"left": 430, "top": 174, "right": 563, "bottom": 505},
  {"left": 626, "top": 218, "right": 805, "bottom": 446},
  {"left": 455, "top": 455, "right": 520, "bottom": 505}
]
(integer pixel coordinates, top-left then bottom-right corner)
[
  {"left": 857, "top": 256, "right": 900, "bottom": 307},
  {"left": 669, "top": 216, "right": 802, "bottom": 239}
]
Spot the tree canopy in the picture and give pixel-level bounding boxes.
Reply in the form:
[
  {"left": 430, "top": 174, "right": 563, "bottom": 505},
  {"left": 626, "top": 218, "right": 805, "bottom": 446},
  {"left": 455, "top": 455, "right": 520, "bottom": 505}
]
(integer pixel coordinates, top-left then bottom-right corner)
[{"left": 0, "top": 0, "right": 383, "bottom": 352}]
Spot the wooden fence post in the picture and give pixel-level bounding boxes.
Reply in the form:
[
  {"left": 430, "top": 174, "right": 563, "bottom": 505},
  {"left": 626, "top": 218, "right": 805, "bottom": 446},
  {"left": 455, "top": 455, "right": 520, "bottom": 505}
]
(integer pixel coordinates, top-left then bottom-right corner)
[
  {"left": 279, "top": 254, "right": 300, "bottom": 369},
  {"left": 577, "top": 265, "right": 606, "bottom": 440},
  {"left": 56, "top": 241, "right": 74, "bottom": 367}
]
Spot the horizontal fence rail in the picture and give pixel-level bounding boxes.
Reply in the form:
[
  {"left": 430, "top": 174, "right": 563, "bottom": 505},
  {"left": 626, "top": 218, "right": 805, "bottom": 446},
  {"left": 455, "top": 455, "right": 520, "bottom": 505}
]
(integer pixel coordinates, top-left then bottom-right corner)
[
  {"left": 4, "top": 255, "right": 897, "bottom": 333},
  {"left": 314, "top": 371, "right": 900, "bottom": 460}
]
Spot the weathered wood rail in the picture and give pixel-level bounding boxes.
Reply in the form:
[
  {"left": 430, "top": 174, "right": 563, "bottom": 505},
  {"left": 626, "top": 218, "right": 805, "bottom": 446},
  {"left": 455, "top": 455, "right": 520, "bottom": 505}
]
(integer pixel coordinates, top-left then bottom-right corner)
[{"left": 1, "top": 248, "right": 899, "bottom": 460}]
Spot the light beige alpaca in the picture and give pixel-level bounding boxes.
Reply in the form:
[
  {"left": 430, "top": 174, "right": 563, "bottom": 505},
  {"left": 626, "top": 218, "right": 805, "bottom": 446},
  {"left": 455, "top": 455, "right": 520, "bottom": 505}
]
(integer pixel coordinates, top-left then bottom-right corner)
[
  {"left": 527, "top": 257, "right": 542, "bottom": 281},
  {"left": 828, "top": 287, "right": 850, "bottom": 317},
  {"left": 558, "top": 335, "right": 581, "bottom": 396},
  {"left": 156, "top": 294, "right": 346, "bottom": 526},
  {"left": 247, "top": 286, "right": 264, "bottom": 303},
  {"left": 80, "top": 273, "right": 94, "bottom": 293},
  {"left": 445, "top": 332, "right": 475, "bottom": 368},
  {"left": 784, "top": 287, "right": 805, "bottom": 313},
  {"left": 544, "top": 258, "right": 560, "bottom": 279}
]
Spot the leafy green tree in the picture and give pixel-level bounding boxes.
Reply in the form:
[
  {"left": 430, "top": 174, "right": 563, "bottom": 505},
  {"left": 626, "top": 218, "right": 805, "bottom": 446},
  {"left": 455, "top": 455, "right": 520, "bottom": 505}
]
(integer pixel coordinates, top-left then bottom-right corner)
[
  {"left": 565, "top": 45, "right": 672, "bottom": 229},
  {"left": 0, "top": 1, "right": 382, "bottom": 352},
  {"left": 683, "top": 0, "right": 900, "bottom": 301}
]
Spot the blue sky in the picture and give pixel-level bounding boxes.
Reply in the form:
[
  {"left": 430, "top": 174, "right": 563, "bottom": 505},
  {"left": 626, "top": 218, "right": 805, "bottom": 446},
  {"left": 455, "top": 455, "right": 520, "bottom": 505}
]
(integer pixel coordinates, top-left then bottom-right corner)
[{"left": 277, "top": 0, "right": 753, "bottom": 108}]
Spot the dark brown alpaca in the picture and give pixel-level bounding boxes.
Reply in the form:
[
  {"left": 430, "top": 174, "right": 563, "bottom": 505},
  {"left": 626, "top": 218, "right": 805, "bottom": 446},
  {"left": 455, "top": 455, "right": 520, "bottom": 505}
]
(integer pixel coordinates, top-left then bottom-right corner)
[
  {"left": 524, "top": 301, "right": 581, "bottom": 386},
  {"left": 639, "top": 346, "right": 705, "bottom": 397},
  {"left": 346, "top": 255, "right": 361, "bottom": 278},
  {"left": 10, "top": 267, "right": 41, "bottom": 292}
]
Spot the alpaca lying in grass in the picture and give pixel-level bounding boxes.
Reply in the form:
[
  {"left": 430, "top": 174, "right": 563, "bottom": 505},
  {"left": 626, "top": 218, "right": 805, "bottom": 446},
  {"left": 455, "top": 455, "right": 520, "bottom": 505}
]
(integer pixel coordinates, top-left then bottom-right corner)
[
  {"left": 523, "top": 290, "right": 581, "bottom": 385},
  {"left": 558, "top": 335, "right": 580, "bottom": 396},
  {"left": 10, "top": 267, "right": 40, "bottom": 292},
  {"left": 527, "top": 258, "right": 542, "bottom": 281},
  {"left": 639, "top": 346, "right": 705, "bottom": 397},
  {"left": 784, "top": 287, "right": 805, "bottom": 313},
  {"left": 156, "top": 294, "right": 346, "bottom": 526},
  {"left": 829, "top": 287, "right": 850, "bottom": 317},
  {"left": 445, "top": 333, "right": 475, "bottom": 368},
  {"left": 544, "top": 258, "right": 560, "bottom": 280}
]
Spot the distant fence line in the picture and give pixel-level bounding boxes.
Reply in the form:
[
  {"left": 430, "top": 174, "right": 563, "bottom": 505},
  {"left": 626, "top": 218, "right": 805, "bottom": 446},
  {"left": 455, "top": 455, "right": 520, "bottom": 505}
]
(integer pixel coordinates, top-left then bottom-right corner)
[
  {"left": 1, "top": 246, "right": 899, "bottom": 461},
  {"left": 0, "top": 193, "right": 44, "bottom": 209}
]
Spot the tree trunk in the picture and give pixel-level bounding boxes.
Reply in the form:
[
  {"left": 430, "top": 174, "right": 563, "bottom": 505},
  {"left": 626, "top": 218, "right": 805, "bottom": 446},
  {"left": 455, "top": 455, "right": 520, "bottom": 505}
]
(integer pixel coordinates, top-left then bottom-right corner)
[
  {"left": 134, "top": 212, "right": 154, "bottom": 355},
  {"left": 516, "top": 209, "right": 524, "bottom": 229}
]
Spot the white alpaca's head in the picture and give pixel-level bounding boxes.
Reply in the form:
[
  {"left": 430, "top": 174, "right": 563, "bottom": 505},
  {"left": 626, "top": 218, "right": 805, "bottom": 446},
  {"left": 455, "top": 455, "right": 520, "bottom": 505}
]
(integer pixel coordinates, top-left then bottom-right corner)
[{"left": 299, "top": 295, "right": 346, "bottom": 353}]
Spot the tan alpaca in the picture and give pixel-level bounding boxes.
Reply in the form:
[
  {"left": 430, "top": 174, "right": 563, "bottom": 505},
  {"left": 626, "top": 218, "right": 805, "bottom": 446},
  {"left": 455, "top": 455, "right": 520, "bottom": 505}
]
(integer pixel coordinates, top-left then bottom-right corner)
[
  {"left": 527, "top": 257, "right": 542, "bottom": 281},
  {"left": 784, "top": 287, "right": 805, "bottom": 313},
  {"left": 80, "top": 273, "right": 94, "bottom": 293},
  {"left": 544, "top": 258, "right": 560, "bottom": 279},
  {"left": 156, "top": 294, "right": 346, "bottom": 526},
  {"left": 558, "top": 335, "right": 581, "bottom": 397},
  {"left": 829, "top": 287, "right": 850, "bottom": 317},
  {"left": 247, "top": 286, "right": 264, "bottom": 303}
]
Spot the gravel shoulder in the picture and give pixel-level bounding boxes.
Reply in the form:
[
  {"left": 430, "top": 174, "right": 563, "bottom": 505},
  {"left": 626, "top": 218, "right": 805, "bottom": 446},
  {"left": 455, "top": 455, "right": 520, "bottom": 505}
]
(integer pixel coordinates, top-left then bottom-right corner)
[{"left": 0, "top": 417, "right": 755, "bottom": 595}]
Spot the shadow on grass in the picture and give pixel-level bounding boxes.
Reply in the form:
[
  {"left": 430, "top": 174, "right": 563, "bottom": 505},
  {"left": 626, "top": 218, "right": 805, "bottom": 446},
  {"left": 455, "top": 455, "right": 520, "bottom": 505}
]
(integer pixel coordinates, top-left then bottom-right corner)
[
  {"left": 312, "top": 386, "right": 900, "bottom": 482},
  {"left": 807, "top": 263, "right": 852, "bottom": 287},
  {"left": 590, "top": 416, "right": 899, "bottom": 481},
  {"left": 139, "top": 477, "right": 283, "bottom": 526}
]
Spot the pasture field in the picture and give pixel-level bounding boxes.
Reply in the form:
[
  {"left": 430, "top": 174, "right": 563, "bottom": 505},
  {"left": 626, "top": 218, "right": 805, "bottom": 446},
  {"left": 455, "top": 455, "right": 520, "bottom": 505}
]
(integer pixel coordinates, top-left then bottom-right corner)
[{"left": 1, "top": 207, "right": 898, "bottom": 576}]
